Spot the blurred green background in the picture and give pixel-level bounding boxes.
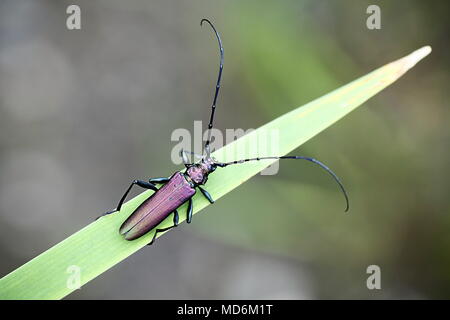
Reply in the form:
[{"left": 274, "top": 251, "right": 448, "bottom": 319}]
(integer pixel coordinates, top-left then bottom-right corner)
[{"left": 0, "top": 0, "right": 448, "bottom": 299}]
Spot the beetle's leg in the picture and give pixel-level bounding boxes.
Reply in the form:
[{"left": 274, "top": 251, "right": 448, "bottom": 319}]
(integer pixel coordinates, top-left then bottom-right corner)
[
  {"left": 147, "top": 210, "right": 179, "bottom": 245},
  {"left": 149, "top": 177, "right": 170, "bottom": 184},
  {"left": 186, "top": 198, "right": 194, "bottom": 223},
  {"left": 147, "top": 226, "right": 173, "bottom": 245},
  {"left": 198, "top": 186, "right": 214, "bottom": 204},
  {"left": 96, "top": 179, "right": 159, "bottom": 220},
  {"left": 114, "top": 180, "right": 158, "bottom": 212},
  {"left": 173, "top": 209, "right": 179, "bottom": 226}
]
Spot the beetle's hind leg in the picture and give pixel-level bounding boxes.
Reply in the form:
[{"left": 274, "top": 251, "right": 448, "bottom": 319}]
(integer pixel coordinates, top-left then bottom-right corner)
[
  {"left": 96, "top": 179, "right": 159, "bottom": 220},
  {"left": 147, "top": 210, "right": 179, "bottom": 245}
]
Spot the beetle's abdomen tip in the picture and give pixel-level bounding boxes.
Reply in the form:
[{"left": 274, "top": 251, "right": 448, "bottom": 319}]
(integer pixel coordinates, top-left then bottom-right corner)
[
  {"left": 120, "top": 223, "right": 141, "bottom": 240},
  {"left": 119, "top": 223, "right": 134, "bottom": 240},
  {"left": 123, "top": 232, "right": 137, "bottom": 241},
  {"left": 119, "top": 223, "right": 128, "bottom": 235}
]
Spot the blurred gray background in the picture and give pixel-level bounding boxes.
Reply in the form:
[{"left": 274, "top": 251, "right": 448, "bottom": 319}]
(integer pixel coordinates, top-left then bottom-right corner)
[{"left": 0, "top": 0, "right": 448, "bottom": 299}]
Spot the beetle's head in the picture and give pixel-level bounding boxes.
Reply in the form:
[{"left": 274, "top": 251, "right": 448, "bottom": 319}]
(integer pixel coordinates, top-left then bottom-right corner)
[{"left": 185, "top": 156, "right": 218, "bottom": 185}]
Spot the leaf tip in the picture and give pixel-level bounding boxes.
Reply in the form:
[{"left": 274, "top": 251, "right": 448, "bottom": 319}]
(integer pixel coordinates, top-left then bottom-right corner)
[{"left": 403, "top": 45, "right": 432, "bottom": 71}]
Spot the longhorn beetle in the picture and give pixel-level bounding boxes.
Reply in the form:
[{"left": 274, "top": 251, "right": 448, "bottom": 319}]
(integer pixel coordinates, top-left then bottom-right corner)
[{"left": 98, "top": 19, "right": 349, "bottom": 245}]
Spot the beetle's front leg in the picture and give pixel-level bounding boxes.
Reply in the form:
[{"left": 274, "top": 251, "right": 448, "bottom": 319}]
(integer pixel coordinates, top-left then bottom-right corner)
[
  {"left": 97, "top": 179, "right": 159, "bottom": 220},
  {"left": 180, "top": 149, "right": 203, "bottom": 165},
  {"left": 198, "top": 186, "right": 214, "bottom": 204}
]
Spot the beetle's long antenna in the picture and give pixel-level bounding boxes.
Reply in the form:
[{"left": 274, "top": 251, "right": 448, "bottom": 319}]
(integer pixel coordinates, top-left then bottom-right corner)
[
  {"left": 217, "top": 156, "right": 349, "bottom": 212},
  {"left": 200, "top": 18, "right": 224, "bottom": 158}
]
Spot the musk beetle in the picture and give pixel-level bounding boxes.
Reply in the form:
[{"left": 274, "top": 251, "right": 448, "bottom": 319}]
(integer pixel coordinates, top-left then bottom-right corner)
[{"left": 98, "top": 19, "right": 349, "bottom": 245}]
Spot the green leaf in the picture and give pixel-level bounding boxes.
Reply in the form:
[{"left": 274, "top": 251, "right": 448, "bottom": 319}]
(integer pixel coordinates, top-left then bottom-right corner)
[{"left": 0, "top": 46, "right": 431, "bottom": 299}]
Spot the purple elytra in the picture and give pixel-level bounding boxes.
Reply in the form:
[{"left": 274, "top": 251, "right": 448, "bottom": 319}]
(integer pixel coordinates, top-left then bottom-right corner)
[{"left": 120, "top": 172, "right": 196, "bottom": 240}]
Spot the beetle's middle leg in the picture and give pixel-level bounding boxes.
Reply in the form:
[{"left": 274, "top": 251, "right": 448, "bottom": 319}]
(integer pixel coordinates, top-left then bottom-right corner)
[
  {"left": 97, "top": 179, "right": 159, "bottom": 220},
  {"left": 186, "top": 198, "right": 194, "bottom": 223},
  {"left": 198, "top": 186, "right": 214, "bottom": 204},
  {"left": 147, "top": 210, "right": 179, "bottom": 245},
  {"left": 149, "top": 177, "right": 170, "bottom": 184}
]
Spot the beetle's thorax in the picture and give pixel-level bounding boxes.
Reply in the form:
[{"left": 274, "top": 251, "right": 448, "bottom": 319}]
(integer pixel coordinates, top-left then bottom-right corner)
[{"left": 185, "top": 157, "right": 216, "bottom": 185}]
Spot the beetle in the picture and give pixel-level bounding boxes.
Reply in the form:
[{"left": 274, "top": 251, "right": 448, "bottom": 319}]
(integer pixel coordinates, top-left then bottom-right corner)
[{"left": 98, "top": 19, "right": 349, "bottom": 245}]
